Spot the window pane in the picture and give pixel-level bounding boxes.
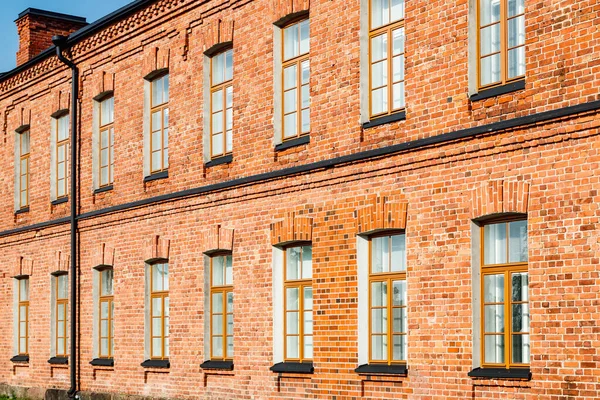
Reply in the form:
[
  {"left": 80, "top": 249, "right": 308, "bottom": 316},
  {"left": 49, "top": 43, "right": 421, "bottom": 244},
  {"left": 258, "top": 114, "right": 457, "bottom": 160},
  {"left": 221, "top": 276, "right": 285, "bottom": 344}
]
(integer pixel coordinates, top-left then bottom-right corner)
[
  {"left": 302, "top": 246, "right": 312, "bottom": 279},
  {"left": 393, "top": 82, "right": 405, "bottom": 110},
  {"left": 483, "top": 274, "right": 505, "bottom": 303},
  {"left": 480, "top": 0, "right": 500, "bottom": 25},
  {"left": 212, "top": 257, "right": 224, "bottom": 286},
  {"left": 304, "top": 335, "right": 313, "bottom": 359},
  {"left": 304, "top": 286, "right": 313, "bottom": 310},
  {"left": 58, "top": 275, "right": 68, "bottom": 299},
  {"left": 58, "top": 116, "right": 69, "bottom": 141},
  {"left": 227, "top": 336, "right": 234, "bottom": 357},
  {"left": 371, "top": 236, "right": 389, "bottom": 273},
  {"left": 484, "top": 223, "right": 507, "bottom": 264},
  {"left": 299, "top": 20, "right": 310, "bottom": 55},
  {"left": 151, "top": 151, "right": 161, "bottom": 171},
  {"left": 392, "top": 280, "right": 406, "bottom": 306},
  {"left": 508, "top": 46, "right": 526, "bottom": 79},
  {"left": 371, "top": 34, "right": 387, "bottom": 62},
  {"left": 480, "top": 54, "right": 501, "bottom": 86},
  {"left": 101, "top": 301, "right": 109, "bottom": 319},
  {"left": 371, "top": 0, "right": 389, "bottom": 29},
  {"left": 227, "top": 313, "right": 234, "bottom": 335},
  {"left": 371, "top": 61, "right": 387, "bottom": 89},
  {"left": 283, "top": 65, "right": 297, "bottom": 90},
  {"left": 58, "top": 320, "right": 65, "bottom": 338},
  {"left": 511, "top": 272, "right": 528, "bottom": 301},
  {"left": 480, "top": 24, "right": 501, "bottom": 56},
  {"left": 20, "top": 191, "right": 27, "bottom": 207},
  {"left": 212, "top": 314, "right": 223, "bottom": 335},
  {"left": 58, "top": 303, "right": 65, "bottom": 321},
  {"left": 484, "top": 335, "right": 504, "bottom": 363},
  {"left": 152, "top": 265, "right": 164, "bottom": 291},
  {"left": 21, "top": 132, "right": 30, "bottom": 154},
  {"left": 212, "top": 133, "right": 223, "bottom": 156},
  {"left": 20, "top": 279, "right": 29, "bottom": 301},
  {"left": 20, "top": 306, "right": 27, "bottom": 321},
  {"left": 484, "top": 305, "right": 504, "bottom": 333},
  {"left": 212, "top": 53, "right": 225, "bottom": 85},
  {"left": 225, "top": 255, "right": 233, "bottom": 285},
  {"left": 301, "top": 85, "right": 310, "bottom": 109},
  {"left": 393, "top": 55, "right": 404, "bottom": 83},
  {"left": 286, "top": 287, "right": 299, "bottom": 311},
  {"left": 286, "top": 336, "right": 299, "bottom": 359},
  {"left": 512, "top": 304, "right": 529, "bottom": 333},
  {"left": 393, "top": 307, "right": 406, "bottom": 334},
  {"left": 20, "top": 338, "right": 27, "bottom": 354},
  {"left": 283, "top": 24, "right": 299, "bottom": 60},
  {"left": 390, "top": 235, "right": 406, "bottom": 271},
  {"left": 371, "top": 87, "right": 388, "bottom": 115},
  {"left": 101, "top": 269, "right": 113, "bottom": 296},
  {"left": 57, "top": 339, "right": 65, "bottom": 356},
  {"left": 371, "top": 308, "right": 387, "bottom": 334},
  {"left": 301, "top": 60, "right": 310, "bottom": 85},
  {"left": 304, "top": 310, "right": 313, "bottom": 335},
  {"left": 512, "top": 334, "right": 530, "bottom": 364},
  {"left": 508, "top": 0, "right": 525, "bottom": 17},
  {"left": 152, "top": 338, "right": 162, "bottom": 357},
  {"left": 225, "top": 108, "right": 233, "bottom": 131},
  {"left": 283, "top": 113, "right": 297, "bottom": 138},
  {"left": 508, "top": 221, "right": 528, "bottom": 262},
  {"left": 286, "top": 311, "right": 299, "bottom": 334},
  {"left": 101, "top": 319, "right": 109, "bottom": 337},
  {"left": 100, "top": 338, "right": 109, "bottom": 356},
  {"left": 226, "top": 130, "right": 233, "bottom": 153},
  {"left": 301, "top": 108, "right": 310, "bottom": 133},
  {"left": 284, "top": 89, "right": 298, "bottom": 114},
  {"left": 508, "top": 15, "right": 525, "bottom": 48},
  {"left": 371, "top": 281, "right": 387, "bottom": 307},
  {"left": 212, "top": 293, "right": 223, "bottom": 313},
  {"left": 212, "top": 336, "right": 223, "bottom": 357},
  {"left": 371, "top": 335, "right": 387, "bottom": 361},
  {"left": 101, "top": 97, "right": 114, "bottom": 125},
  {"left": 212, "top": 89, "right": 223, "bottom": 113},
  {"left": 224, "top": 49, "right": 233, "bottom": 81},
  {"left": 152, "top": 297, "right": 162, "bottom": 317},
  {"left": 390, "top": 0, "right": 405, "bottom": 22},
  {"left": 286, "top": 247, "right": 301, "bottom": 280},
  {"left": 152, "top": 79, "right": 162, "bottom": 106},
  {"left": 392, "top": 28, "right": 404, "bottom": 55},
  {"left": 392, "top": 334, "right": 406, "bottom": 361},
  {"left": 58, "top": 145, "right": 66, "bottom": 163},
  {"left": 163, "top": 75, "right": 169, "bottom": 103}
]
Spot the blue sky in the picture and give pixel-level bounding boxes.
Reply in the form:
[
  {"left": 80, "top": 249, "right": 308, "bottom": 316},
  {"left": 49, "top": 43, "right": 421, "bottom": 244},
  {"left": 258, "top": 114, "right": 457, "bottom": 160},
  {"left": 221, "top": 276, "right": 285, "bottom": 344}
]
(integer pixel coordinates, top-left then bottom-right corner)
[{"left": 0, "top": 0, "right": 133, "bottom": 72}]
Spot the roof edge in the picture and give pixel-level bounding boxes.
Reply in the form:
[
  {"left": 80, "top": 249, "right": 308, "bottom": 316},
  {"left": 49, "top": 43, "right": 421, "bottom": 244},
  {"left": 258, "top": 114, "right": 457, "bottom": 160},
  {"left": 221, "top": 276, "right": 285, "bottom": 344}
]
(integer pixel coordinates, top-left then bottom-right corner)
[{"left": 16, "top": 8, "right": 88, "bottom": 24}]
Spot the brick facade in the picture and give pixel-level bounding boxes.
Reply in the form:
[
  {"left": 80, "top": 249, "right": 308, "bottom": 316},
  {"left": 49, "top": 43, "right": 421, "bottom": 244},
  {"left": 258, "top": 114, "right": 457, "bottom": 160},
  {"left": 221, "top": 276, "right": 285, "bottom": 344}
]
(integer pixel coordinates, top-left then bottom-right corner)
[{"left": 0, "top": 0, "right": 599, "bottom": 399}]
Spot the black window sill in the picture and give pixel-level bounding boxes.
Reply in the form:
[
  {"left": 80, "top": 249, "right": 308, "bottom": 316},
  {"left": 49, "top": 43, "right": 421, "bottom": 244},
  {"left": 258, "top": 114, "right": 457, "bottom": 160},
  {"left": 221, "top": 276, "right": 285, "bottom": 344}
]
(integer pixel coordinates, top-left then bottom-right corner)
[
  {"left": 355, "top": 363, "right": 408, "bottom": 376},
  {"left": 11, "top": 355, "right": 29, "bottom": 363},
  {"left": 90, "top": 358, "right": 114, "bottom": 367},
  {"left": 48, "top": 357, "right": 68, "bottom": 365},
  {"left": 94, "top": 185, "right": 113, "bottom": 194},
  {"left": 144, "top": 171, "right": 168, "bottom": 183},
  {"left": 362, "top": 111, "right": 406, "bottom": 129},
  {"left": 200, "top": 360, "right": 234, "bottom": 371},
  {"left": 470, "top": 80, "right": 525, "bottom": 102},
  {"left": 205, "top": 154, "right": 233, "bottom": 168},
  {"left": 15, "top": 207, "right": 29, "bottom": 215},
  {"left": 270, "top": 362, "right": 313, "bottom": 374},
  {"left": 141, "top": 359, "right": 169, "bottom": 368},
  {"left": 468, "top": 367, "right": 531, "bottom": 380},
  {"left": 275, "top": 135, "right": 310, "bottom": 152},
  {"left": 51, "top": 197, "right": 68, "bottom": 206}
]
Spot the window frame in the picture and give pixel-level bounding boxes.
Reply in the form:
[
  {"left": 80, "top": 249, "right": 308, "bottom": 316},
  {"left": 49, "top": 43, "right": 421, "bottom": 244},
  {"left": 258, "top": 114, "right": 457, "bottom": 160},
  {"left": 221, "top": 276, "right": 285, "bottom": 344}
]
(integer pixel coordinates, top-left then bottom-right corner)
[
  {"left": 281, "top": 18, "right": 310, "bottom": 141},
  {"left": 479, "top": 216, "right": 529, "bottom": 369},
  {"left": 149, "top": 73, "right": 169, "bottom": 174},
  {"left": 18, "top": 131, "right": 30, "bottom": 209},
  {"left": 98, "top": 96, "right": 115, "bottom": 188},
  {"left": 149, "top": 262, "right": 169, "bottom": 360},
  {"left": 283, "top": 242, "right": 313, "bottom": 363},
  {"left": 368, "top": 0, "right": 405, "bottom": 119},
  {"left": 367, "top": 231, "right": 407, "bottom": 365},
  {"left": 210, "top": 48, "right": 234, "bottom": 159},
  {"left": 17, "top": 277, "right": 29, "bottom": 356},
  {"left": 476, "top": 0, "right": 526, "bottom": 90},
  {"left": 209, "top": 253, "right": 233, "bottom": 361},
  {"left": 98, "top": 268, "right": 114, "bottom": 359},
  {"left": 55, "top": 274, "right": 68, "bottom": 358},
  {"left": 55, "top": 115, "right": 69, "bottom": 200}
]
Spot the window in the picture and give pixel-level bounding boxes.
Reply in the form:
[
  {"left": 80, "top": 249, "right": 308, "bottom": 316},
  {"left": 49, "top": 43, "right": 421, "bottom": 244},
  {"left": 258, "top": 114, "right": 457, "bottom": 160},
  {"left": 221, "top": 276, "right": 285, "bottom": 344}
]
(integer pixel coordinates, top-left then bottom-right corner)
[
  {"left": 17, "top": 278, "right": 29, "bottom": 356},
  {"left": 150, "top": 263, "right": 169, "bottom": 359},
  {"left": 283, "top": 244, "right": 312, "bottom": 361},
  {"left": 210, "top": 254, "right": 233, "bottom": 360},
  {"left": 210, "top": 49, "right": 233, "bottom": 159},
  {"left": 99, "top": 268, "right": 114, "bottom": 359},
  {"left": 481, "top": 219, "right": 529, "bottom": 368},
  {"left": 477, "top": 0, "right": 525, "bottom": 89},
  {"left": 282, "top": 19, "right": 310, "bottom": 140},
  {"left": 55, "top": 115, "right": 69, "bottom": 199},
  {"left": 369, "top": 233, "right": 407, "bottom": 364},
  {"left": 369, "top": 0, "right": 405, "bottom": 118},
  {"left": 150, "top": 74, "right": 169, "bottom": 174},
  {"left": 18, "top": 131, "right": 30, "bottom": 209},
  {"left": 55, "top": 274, "right": 68, "bottom": 358},
  {"left": 99, "top": 97, "right": 114, "bottom": 187}
]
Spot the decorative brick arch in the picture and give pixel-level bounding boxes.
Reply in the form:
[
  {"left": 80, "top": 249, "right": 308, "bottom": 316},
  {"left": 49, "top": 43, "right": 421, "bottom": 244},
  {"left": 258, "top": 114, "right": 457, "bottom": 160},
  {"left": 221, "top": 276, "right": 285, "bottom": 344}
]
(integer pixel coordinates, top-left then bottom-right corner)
[
  {"left": 203, "top": 225, "right": 234, "bottom": 254},
  {"left": 272, "top": 0, "right": 310, "bottom": 24},
  {"left": 355, "top": 194, "right": 408, "bottom": 235},
  {"left": 92, "top": 243, "right": 115, "bottom": 269},
  {"left": 12, "top": 256, "right": 34, "bottom": 278},
  {"left": 202, "top": 18, "right": 235, "bottom": 55},
  {"left": 471, "top": 180, "right": 530, "bottom": 219},
  {"left": 142, "top": 46, "right": 170, "bottom": 78},
  {"left": 144, "top": 235, "right": 170, "bottom": 263},
  {"left": 53, "top": 250, "right": 70, "bottom": 275},
  {"left": 270, "top": 212, "right": 313, "bottom": 246}
]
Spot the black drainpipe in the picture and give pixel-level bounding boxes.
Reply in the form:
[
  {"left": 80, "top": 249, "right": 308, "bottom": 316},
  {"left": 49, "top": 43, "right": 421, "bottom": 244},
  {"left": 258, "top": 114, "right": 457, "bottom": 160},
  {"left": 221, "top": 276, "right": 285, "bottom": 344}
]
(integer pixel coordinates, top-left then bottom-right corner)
[{"left": 52, "top": 35, "right": 79, "bottom": 400}]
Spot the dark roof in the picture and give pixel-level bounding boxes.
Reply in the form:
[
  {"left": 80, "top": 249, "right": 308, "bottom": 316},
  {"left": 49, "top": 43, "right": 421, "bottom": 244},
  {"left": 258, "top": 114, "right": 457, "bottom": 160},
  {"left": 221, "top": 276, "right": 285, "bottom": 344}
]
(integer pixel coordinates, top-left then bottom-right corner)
[{"left": 16, "top": 8, "right": 87, "bottom": 24}]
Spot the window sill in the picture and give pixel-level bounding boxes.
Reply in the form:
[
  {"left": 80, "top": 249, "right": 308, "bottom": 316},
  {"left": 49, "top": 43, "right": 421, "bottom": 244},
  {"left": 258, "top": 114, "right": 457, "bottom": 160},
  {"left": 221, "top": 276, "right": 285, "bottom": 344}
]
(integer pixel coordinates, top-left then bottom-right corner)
[
  {"left": 275, "top": 135, "right": 310, "bottom": 152},
  {"left": 362, "top": 111, "right": 406, "bottom": 129},
  {"left": 94, "top": 185, "right": 113, "bottom": 194},
  {"left": 470, "top": 80, "right": 525, "bottom": 102},
  {"left": 48, "top": 357, "right": 68, "bottom": 365},
  {"left": 141, "top": 359, "right": 169, "bottom": 368},
  {"left": 90, "top": 358, "right": 114, "bottom": 367},
  {"left": 51, "top": 197, "right": 68, "bottom": 206},
  {"left": 468, "top": 367, "right": 531, "bottom": 380},
  {"left": 15, "top": 207, "right": 29, "bottom": 215},
  {"left": 200, "top": 360, "right": 234, "bottom": 371},
  {"left": 205, "top": 154, "right": 233, "bottom": 168},
  {"left": 270, "top": 361, "right": 313, "bottom": 374},
  {"left": 10, "top": 355, "right": 29, "bottom": 363},
  {"left": 143, "top": 171, "right": 168, "bottom": 183},
  {"left": 355, "top": 364, "right": 407, "bottom": 376}
]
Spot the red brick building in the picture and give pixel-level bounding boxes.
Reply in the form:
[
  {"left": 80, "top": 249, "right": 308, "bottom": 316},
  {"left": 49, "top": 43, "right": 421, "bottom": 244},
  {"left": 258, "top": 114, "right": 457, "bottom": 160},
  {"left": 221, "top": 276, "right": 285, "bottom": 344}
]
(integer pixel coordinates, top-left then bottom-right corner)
[{"left": 0, "top": 0, "right": 598, "bottom": 399}]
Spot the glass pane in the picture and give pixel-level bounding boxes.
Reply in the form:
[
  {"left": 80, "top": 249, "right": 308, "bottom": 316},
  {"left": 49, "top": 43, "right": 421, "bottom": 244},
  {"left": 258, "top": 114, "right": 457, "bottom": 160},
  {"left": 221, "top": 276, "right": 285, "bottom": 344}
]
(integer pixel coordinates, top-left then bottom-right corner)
[
  {"left": 227, "top": 291, "right": 234, "bottom": 313},
  {"left": 371, "top": 281, "right": 387, "bottom": 307},
  {"left": 301, "top": 60, "right": 310, "bottom": 85},
  {"left": 391, "top": 0, "right": 405, "bottom": 22},
  {"left": 393, "top": 55, "right": 404, "bottom": 82},
  {"left": 484, "top": 305, "right": 505, "bottom": 332},
  {"left": 151, "top": 130, "right": 161, "bottom": 152},
  {"left": 20, "top": 279, "right": 29, "bottom": 301},
  {"left": 163, "top": 75, "right": 169, "bottom": 103},
  {"left": 152, "top": 338, "right": 162, "bottom": 357},
  {"left": 101, "top": 269, "right": 113, "bottom": 296},
  {"left": 392, "top": 28, "right": 404, "bottom": 55},
  {"left": 225, "top": 255, "right": 233, "bottom": 285},
  {"left": 480, "top": 54, "right": 501, "bottom": 86},
  {"left": 304, "top": 310, "right": 313, "bottom": 335},
  {"left": 163, "top": 147, "right": 169, "bottom": 169},
  {"left": 390, "top": 235, "right": 406, "bottom": 271},
  {"left": 304, "top": 335, "right": 313, "bottom": 359},
  {"left": 58, "top": 145, "right": 65, "bottom": 162},
  {"left": 101, "top": 97, "right": 114, "bottom": 125},
  {"left": 100, "top": 148, "right": 109, "bottom": 168},
  {"left": 393, "top": 82, "right": 405, "bottom": 110},
  {"left": 58, "top": 321, "right": 64, "bottom": 338},
  {"left": 371, "top": 34, "right": 387, "bottom": 62},
  {"left": 20, "top": 191, "right": 27, "bottom": 207},
  {"left": 101, "top": 301, "right": 109, "bottom": 319},
  {"left": 212, "top": 314, "right": 223, "bottom": 335},
  {"left": 20, "top": 338, "right": 27, "bottom": 353},
  {"left": 284, "top": 89, "right": 297, "bottom": 114},
  {"left": 286, "top": 336, "right": 299, "bottom": 359},
  {"left": 224, "top": 49, "right": 233, "bottom": 81},
  {"left": 508, "top": 15, "right": 525, "bottom": 48},
  {"left": 151, "top": 151, "right": 160, "bottom": 171},
  {"left": 226, "top": 130, "right": 233, "bottom": 153},
  {"left": 58, "top": 116, "right": 69, "bottom": 141},
  {"left": 371, "top": 0, "right": 388, "bottom": 29},
  {"left": 301, "top": 85, "right": 310, "bottom": 109},
  {"left": 212, "top": 336, "right": 223, "bottom": 357},
  {"left": 283, "top": 65, "right": 297, "bottom": 90},
  {"left": 483, "top": 274, "right": 505, "bottom": 302},
  {"left": 152, "top": 297, "right": 162, "bottom": 317},
  {"left": 371, "top": 308, "right": 387, "bottom": 334},
  {"left": 152, "top": 79, "right": 162, "bottom": 106},
  {"left": 57, "top": 162, "right": 65, "bottom": 181},
  {"left": 371, "top": 335, "right": 387, "bottom": 361},
  {"left": 480, "top": 24, "right": 501, "bottom": 56},
  {"left": 227, "top": 313, "right": 233, "bottom": 335},
  {"left": 299, "top": 20, "right": 310, "bottom": 55},
  {"left": 508, "top": 0, "right": 525, "bottom": 17},
  {"left": 152, "top": 317, "right": 162, "bottom": 338},
  {"left": 283, "top": 113, "right": 297, "bottom": 138},
  {"left": 511, "top": 272, "right": 529, "bottom": 301},
  {"left": 57, "top": 339, "right": 65, "bottom": 356},
  {"left": 283, "top": 24, "right": 299, "bottom": 61},
  {"left": 20, "top": 306, "right": 27, "bottom": 321},
  {"left": 512, "top": 334, "right": 530, "bottom": 363},
  {"left": 304, "top": 286, "right": 313, "bottom": 310},
  {"left": 393, "top": 308, "right": 406, "bottom": 333},
  {"left": 480, "top": 0, "right": 501, "bottom": 25},
  {"left": 212, "top": 257, "right": 224, "bottom": 286},
  {"left": 508, "top": 46, "right": 526, "bottom": 79},
  {"left": 286, "top": 247, "right": 301, "bottom": 280},
  {"left": 286, "top": 287, "right": 299, "bottom": 311},
  {"left": 212, "top": 293, "right": 223, "bottom": 313},
  {"left": 152, "top": 265, "right": 163, "bottom": 291},
  {"left": 212, "top": 53, "right": 225, "bottom": 85},
  {"left": 301, "top": 109, "right": 310, "bottom": 133},
  {"left": 100, "top": 338, "right": 109, "bottom": 356},
  {"left": 484, "top": 223, "right": 507, "bottom": 264},
  {"left": 302, "top": 246, "right": 312, "bottom": 279},
  {"left": 225, "top": 108, "right": 233, "bottom": 132},
  {"left": 371, "top": 236, "right": 389, "bottom": 273},
  {"left": 101, "top": 319, "right": 109, "bottom": 337},
  {"left": 286, "top": 311, "right": 299, "bottom": 334},
  {"left": 58, "top": 303, "right": 65, "bottom": 321},
  {"left": 212, "top": 89, "right": 223, "bottom": 113},
  {"left": 21, "top": 132, "right": 30, "bottom": 154},
  {"left": 371, "top": 60, "right": 387, "bottom": 89},
  {"left": 212, "top": 133, "right": 224, "bottom": 156},
  {"left": 392, "top": 334, "right": 406, "bottom": 361},
  {"left": 512, "top": 304, "right": 529, "bottom": 333},
  {"left": 371, "top": 87, "right": 387, "bottom": 115},
  {"left": 164, "top": 108, "right": 169, "bottom": 130},
  {"left": 484, "top": 335, "right": 504, "bottom": 363},
  {"left": 392, "top": 280, "right": 406, "bottom": 306},
  {"left": 227, "top": 336, "right": 234, "bottom": 357},
  {"left": 58, "top": 275, "right": 68, "bottom": 299}
]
